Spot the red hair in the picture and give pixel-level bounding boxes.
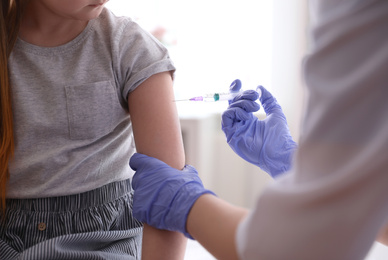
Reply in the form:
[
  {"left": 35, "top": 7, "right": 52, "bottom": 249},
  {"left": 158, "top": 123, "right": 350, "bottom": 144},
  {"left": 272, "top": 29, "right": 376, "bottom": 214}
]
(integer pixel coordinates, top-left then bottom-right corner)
[{"left": 0, "top": 0, "right": 25, "bottom": 212}]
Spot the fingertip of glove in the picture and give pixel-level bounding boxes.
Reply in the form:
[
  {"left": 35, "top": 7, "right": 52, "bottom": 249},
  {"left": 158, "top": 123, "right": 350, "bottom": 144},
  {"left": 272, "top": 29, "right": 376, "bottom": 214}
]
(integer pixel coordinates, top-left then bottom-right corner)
[
  {"left": 255, "top": 86, "right": 262, "bottom": 99},
  {"left": 129, "top": 153, "right": 138, "bottom": 170},
  {"left": 229, "top": 79, "right": 242, "bottom": 92},
  {"left": 256, "top": 85, "right": 273, "bottom": 102},
  {"left": 129, "top": 153, "right": 148, "bottom": 170}
]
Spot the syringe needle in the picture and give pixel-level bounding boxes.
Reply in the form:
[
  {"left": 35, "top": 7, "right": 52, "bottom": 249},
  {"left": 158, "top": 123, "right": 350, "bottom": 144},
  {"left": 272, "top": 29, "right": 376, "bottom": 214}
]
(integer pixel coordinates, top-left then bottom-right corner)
[{"left": 174, "top": 96, "right": 204, "bottom": 102}]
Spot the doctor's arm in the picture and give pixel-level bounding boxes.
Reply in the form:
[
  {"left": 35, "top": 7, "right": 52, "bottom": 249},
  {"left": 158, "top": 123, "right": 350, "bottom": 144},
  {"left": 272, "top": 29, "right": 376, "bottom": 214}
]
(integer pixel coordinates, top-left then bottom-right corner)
[
  {"left": 187, "top": 194, "right": 248, "bottom": 260},
  {"left": 128, "top": 71, "right": 187, "bottom": 260}
]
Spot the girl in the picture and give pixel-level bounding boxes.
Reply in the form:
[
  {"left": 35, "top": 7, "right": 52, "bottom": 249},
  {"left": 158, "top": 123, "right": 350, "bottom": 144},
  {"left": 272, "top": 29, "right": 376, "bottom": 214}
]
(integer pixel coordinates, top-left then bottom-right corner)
[{"left": 0, "top": 0, "right": 186, "bottom": 259}]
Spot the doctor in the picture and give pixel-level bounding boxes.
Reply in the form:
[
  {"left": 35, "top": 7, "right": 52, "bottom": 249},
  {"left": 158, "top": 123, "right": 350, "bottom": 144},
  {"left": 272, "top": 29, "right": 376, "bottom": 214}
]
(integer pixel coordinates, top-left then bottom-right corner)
[{"left": 129, "top": 0, "right": 388, "bottom": 259}]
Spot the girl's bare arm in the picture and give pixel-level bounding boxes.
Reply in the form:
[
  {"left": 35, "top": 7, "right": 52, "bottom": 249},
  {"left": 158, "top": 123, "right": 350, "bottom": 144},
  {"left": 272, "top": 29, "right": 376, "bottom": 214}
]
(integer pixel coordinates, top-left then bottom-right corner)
[{"left": 128, "top": 71, "right": 187, "bottom": 260}]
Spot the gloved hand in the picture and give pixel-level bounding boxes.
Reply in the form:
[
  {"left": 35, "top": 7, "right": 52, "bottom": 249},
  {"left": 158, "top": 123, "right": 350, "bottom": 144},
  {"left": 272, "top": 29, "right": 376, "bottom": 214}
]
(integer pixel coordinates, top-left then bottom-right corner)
[
  {"left": 129, "top": 153, "right": 215, "bottom": 239},
  {"left": 221, "top": 79, "right": 297, "bottom": 177}
]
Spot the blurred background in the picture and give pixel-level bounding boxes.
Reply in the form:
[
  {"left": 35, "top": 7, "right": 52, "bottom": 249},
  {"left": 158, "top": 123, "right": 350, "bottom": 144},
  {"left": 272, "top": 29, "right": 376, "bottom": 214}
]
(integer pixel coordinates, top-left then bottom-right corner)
[{"left": 106, "top": 1, "right": 387, "bottom": 259}]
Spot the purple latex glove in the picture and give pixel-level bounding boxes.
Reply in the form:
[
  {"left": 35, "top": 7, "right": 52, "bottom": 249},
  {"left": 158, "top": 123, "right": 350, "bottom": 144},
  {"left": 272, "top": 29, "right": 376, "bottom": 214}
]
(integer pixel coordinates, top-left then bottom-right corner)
[
  {"left": 221, "top": 79, "right": 297, "bottom": 177},
  {"left": 129, "top": 153, "right": 215, "bottom": 239}
]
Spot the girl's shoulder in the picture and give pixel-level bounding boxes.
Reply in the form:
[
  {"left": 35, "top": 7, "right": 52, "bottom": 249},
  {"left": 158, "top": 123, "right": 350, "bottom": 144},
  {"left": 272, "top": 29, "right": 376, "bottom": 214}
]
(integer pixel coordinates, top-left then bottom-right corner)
[
  {"left": 94, "top": 8, "right": 163, "bottom": 51},
  {"left": 95, "top": 8, "right": 140, "bottom": 37}
]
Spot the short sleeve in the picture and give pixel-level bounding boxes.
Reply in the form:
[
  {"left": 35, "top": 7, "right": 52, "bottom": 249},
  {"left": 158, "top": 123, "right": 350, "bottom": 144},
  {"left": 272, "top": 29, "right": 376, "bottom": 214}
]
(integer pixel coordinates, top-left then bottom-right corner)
[{"left": 113, "top": 20, "right": 176, "bottom": 103}]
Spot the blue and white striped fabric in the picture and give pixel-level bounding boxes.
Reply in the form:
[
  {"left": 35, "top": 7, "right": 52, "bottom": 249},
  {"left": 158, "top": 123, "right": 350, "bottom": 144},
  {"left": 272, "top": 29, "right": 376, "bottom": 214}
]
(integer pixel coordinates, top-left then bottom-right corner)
[{"left": 0, "top": 179, "right": 143, "bottom": 259}]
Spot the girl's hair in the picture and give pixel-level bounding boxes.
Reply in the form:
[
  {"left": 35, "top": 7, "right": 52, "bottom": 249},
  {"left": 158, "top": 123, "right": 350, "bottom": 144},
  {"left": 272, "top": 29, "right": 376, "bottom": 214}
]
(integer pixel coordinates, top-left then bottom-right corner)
[{"left": 0, "top": 0, "right": 25, "bottom": 211}]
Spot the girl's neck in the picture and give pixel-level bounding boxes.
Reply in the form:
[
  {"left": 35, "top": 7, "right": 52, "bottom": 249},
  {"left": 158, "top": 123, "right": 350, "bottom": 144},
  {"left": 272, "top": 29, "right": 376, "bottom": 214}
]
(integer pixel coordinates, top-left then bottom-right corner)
[{"left": 19, "top": 3, "right": 89, "bottom": 47}]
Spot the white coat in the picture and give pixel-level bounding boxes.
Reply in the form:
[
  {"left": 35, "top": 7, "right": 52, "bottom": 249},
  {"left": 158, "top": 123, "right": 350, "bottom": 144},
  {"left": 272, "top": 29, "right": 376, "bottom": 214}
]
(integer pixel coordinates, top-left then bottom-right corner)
[{"left": 236, "top": 0, "right": 388, "bottom": 259}]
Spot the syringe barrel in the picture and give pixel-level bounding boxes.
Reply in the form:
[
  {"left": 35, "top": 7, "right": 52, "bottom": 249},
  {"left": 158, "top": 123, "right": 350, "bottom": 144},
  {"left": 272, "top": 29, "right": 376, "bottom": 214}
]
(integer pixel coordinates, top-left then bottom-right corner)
[
  {"left": 215, "top": 92, "right": 242, "bottom": 101},
  {"left": 195, "top": 89, "right": 260, "bottom": 102}
]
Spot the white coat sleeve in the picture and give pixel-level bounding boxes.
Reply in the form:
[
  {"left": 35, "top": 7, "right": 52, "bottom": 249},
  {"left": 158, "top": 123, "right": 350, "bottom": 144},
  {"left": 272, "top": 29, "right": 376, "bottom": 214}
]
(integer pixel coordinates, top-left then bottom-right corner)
[{"left": 236, "top": 1, "right": 388, "bottom": 259}]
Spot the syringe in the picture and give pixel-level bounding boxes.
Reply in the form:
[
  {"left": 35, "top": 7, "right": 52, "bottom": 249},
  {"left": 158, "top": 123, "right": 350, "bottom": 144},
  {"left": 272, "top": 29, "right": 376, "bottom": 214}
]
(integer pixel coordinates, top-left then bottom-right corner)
[
  {"left": 174, "top": 90, "right": 244, "bottom": 102},
  {"left": 174, "top": 88, "right": 261, "bottom": 102}
]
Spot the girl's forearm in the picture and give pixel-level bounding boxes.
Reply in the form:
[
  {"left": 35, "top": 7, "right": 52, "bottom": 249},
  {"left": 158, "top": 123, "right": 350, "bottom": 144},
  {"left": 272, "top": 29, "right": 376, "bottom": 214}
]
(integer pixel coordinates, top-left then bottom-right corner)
[{"left": 142, "top": 224, "right": 187, "bottom": 260}]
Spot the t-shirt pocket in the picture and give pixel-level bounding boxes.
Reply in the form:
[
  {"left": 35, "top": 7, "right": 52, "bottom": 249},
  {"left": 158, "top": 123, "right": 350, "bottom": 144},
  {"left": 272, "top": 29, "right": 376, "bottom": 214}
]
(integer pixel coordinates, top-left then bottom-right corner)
[{"left": 65, "top": 81, "right": 117, "bottom": 140}]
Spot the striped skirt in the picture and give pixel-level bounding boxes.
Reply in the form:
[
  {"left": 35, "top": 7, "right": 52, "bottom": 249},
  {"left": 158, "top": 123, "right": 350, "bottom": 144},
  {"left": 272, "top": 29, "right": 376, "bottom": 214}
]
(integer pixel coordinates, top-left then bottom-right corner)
[{"left": 0, "top": 179, "right": 143, "bottom": 259}]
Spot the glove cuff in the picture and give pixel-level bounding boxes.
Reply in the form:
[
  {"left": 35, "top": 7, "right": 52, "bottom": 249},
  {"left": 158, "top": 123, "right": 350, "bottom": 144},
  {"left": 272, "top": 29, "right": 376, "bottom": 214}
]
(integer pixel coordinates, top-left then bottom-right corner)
[{"left": 267, "top": 141, "right": 298, "bottom": 178}]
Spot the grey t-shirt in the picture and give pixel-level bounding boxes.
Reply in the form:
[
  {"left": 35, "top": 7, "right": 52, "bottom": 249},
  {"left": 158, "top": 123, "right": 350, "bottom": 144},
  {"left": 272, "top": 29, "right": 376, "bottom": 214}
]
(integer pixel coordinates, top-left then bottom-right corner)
[{"left": 7, "top": 8, "right": 176, "bottom": 198}]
